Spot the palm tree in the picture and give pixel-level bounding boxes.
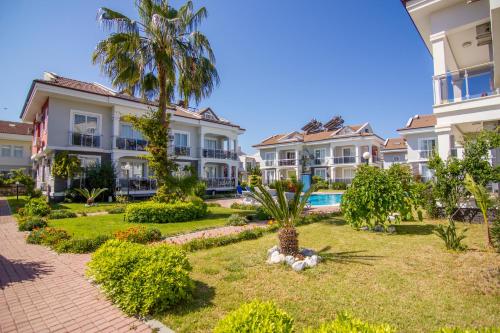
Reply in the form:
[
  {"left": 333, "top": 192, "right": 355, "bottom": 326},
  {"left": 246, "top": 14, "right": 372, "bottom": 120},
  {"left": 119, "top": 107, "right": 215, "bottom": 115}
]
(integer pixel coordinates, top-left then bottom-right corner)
[
  {"left": 249, "top": 181, "right": 316, "bottom": 256},
  {"left": 75, "top": 188, "right": 108, "bottom": 206},
  {"left": 464, "top": 173, "right": 493, "bottom": 247},
  {"left": 92, "top": 0, "right": 219, "bottom": 126}
]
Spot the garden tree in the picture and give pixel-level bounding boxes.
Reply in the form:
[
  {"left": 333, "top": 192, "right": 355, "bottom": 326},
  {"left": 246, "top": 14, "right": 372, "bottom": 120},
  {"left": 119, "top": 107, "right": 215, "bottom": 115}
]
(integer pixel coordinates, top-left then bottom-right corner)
[
  {"left": 464, "top": 173, "right": 494, "bottom": 248},
  {"left": 9, "top": 169, "right": 37, "bottom": 198},
  {"left": 461, "top": 129, "right": 500, "bottom": 186},
  {"left": 386, "top": 163, "right": 423, "bottom": 221},
  {"left": 427, "top": 154, "right": 466, "bottom": 218},
  {"left": 247, "top": 165, "right": 262, "bottom": 187},
  {"left": 248, "top": 181, "right": 316, "bottom": 255},
  {"left": 52, "top": 152, "right": 81, "bottom": 179},
  {"left": 93, "top": 0, "right": 219, "bottom": 200},
  {"left": 154, "top": 164, "right": 203, "bottom": 203},
  {"left": 341, "top": 165, "right": 410, "bottom": 230}
]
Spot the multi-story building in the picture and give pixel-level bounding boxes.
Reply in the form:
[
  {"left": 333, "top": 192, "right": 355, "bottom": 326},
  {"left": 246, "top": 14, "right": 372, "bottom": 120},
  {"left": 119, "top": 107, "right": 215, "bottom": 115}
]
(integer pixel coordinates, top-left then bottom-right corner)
[
  {"left": 20, "top": 72, "right": 244, "bottom": 200},
  {"left": 0, "top": 120, "right": 33, "bottom": 176},
  {"left": 403, "top": 0, "right": 500, "bottom": 180},
  {"left": 253, "top": 119, "right": 384, "bottom": 185},
  {"left": 381, "top": 137, "right": 408, "bottom": 169},
  {"left": 238, "top": 149, "right": 261, "bottom": 183}
]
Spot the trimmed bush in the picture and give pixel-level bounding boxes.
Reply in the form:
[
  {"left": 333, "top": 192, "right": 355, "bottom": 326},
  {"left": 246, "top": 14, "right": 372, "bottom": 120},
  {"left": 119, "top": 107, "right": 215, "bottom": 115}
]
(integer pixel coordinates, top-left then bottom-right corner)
[
  {"left": 181, "top": 228, "right": 267, "bottom": 252},
  {"left": 226, "top": 214, "right": 247, "bottom": 226},
  {"left": 18, "top": 217, "right": 47, "bottom": 231},
  {"left": 230, "top": 202, "right": 259, "bottom": 210},
  {"left": 87, "top": 240, "right": 194, "bottom": 316},
  {"left": 54, "top": 235, "right": 111, "bottom": 253},
  {"left": 26, "top": 227, "right": 70, "bottom": 246},
  {"left": 106, "top": 206, "right": 125, "bottom": 214},
  {"left": 24, "top": 198, "right": 51, "bottom": 217},
  {"left": 125, "top": 200, "right": 208, "bottom": 223},
  {"left": 330, "top": 181, "right": 347, "bottom": 190},
  {"left": 114, "top": 226, "right": 162, "bottom": 244},
  {"left": 206, "top": 202, "right": 222, "bottom": 207},
  {"left": 49, "top": 209, "right": 77, "bottom": 219},
  {"left": 304, "top": 312, "right": 395, "bottom": 333},
  {"left": 214, "top": 300, "right": 294, "bottom": 333}
]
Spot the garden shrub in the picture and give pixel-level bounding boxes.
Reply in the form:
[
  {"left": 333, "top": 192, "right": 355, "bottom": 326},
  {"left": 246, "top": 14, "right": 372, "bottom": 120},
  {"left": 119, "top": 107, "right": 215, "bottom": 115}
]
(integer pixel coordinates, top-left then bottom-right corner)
[
  {"left": 304, "top": 312, "right": 395, "bottom": 333},
  {"left": 18, "top": 217, "right": 47, "bottom": 231},
  {"left": 24, "top": 198, "right": 51, "bottom": 217},
  {"left": 181, "top": 228, "right": 268, "bottom": 252},
  {"left": 256, "top": 206, "right": 272, "bottom": 220},
  {"left": 54, "top": 235, "right": 110, "bottom": 254},
  {"left": 226, "top": 214, "right": 247, "bottom": 226},
  {"left": 87, "top": 240, "right": 194, "bottom": 316},
  {"left": 125, "top": 200, "right": 208, "bottom": 223},
  {"left": 492, "top": 216, "right": 500, "bottom": 252},
  {"left": 206, "top": 202, "right": 222, "bottom": 207},
  {"left": 106, "top": 206, "right": 125, "bottom": 214},
  {"left": 434, "top": 220, "right": 467, "bottom": 251},
  {"left": 26, "top": 227, "right": 70, "bottom": 246},
  {"left": 213, "top": 300, "right": 294, "bottom": 333},
  {"left": 330, "top": 181, "right": 347, "bottom": 190},
  {"left": 114, "top": 226, "right": 162, "bottom": 244},
  {"left": 230, "top": 202, "right": 259, "bottom": 210},
  {"left": 49, "top": 209, "right": 77, "bottom": 219}
]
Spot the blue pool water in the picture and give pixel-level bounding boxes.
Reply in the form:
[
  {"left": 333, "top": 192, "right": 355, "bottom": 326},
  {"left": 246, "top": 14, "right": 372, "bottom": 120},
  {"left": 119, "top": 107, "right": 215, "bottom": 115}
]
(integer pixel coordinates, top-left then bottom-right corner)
[{"left": 308, "top": 193, "right": 343, "bottom": 207}]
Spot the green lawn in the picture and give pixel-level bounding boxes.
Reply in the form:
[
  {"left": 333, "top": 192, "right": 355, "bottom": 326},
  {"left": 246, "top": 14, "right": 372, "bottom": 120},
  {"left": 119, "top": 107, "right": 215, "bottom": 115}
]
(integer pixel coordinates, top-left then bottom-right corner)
[
  {"left": 49, "top": 206, "right": 249, "bottom": 238},
  {"left": 6, "top": 196, "right": 123, "bottom": 214},
  {"left": 159, "top": 218, "right": 500, "bottom": 332}
]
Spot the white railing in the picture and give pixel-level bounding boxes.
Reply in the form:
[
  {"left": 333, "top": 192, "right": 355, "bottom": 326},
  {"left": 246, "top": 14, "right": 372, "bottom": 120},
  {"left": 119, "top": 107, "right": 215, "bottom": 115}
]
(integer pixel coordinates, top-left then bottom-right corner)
[
  {"left": 433, "top": 62, "right": 499, "bottom": 105},
  {"left": 262, "top": 160, "right": 276, "bottom": 167},
  {"left": 418, "top": 150, "right": 433, "bottom": 159},
  {"left": 333, "top": 156, "right": 356, "bottom": 164},
  {"left": 278, "top": 159, "right": 297, "bottom": 166},
  {"left": 203, "top": 177, "right": 236, "bottom": 189}
]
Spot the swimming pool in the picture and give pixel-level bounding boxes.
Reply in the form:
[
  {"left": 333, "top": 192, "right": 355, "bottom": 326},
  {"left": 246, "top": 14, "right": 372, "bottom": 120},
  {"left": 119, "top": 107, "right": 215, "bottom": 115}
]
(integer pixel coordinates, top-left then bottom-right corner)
[{"left": 308, "top": 193, "right": 343, "bottom": 207}]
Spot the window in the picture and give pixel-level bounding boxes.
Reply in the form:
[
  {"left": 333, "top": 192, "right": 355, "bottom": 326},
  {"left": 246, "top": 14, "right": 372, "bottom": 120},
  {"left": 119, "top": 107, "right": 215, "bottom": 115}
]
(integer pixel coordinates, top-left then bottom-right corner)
[
  {"left": 343, "top": 168, "right": 356, "bottom": 179},
  {"left": 205, "top": 165, "right": 217, "bottom": 178},
  {"left": 73, "top": 112, "right": 99, "bottom": 134},
  {"left": 13, "top": 146, "right": 23, "bottom": 158},
  {"left": 315, "top": 149, "right": 326, "bottom": 159},
  {"left": 121, "top": 162, "right": 144, "bottom": 178},
  {"left": 203, "top": 111, "right": 216, "bottom": 120},
  {"left": 393, "top": 156, "right": 400, "bottom": 162},
  {"left": 120, "top": 123, "right": 143, "bottom": 139},
  {"left": 314, "top": 168, "right": 327, "bottom": 180},
  {"left": 285, "top": 151, "right": 296, "bottom": 160},
  {"left": 264, "top": 170, "right": 276, "bottom": 184},
  {"left": 419, "top": 138, "right": 436, "bottom": 152},
  {"left": 80, "top": 156, "right": 100, "bottom": 169},
  {"left": 205, "top": 138, "right": 218, "bottom": 150},
  {"left": 1, "top": 145, "right": 11, "bottom": 157},
  {"left": 342, "top": 147, "right": 352, "bottom": 157},
  {"left": 174, "top": 132, "right": 189, "bottom": 147},
  {"left": 265, "top": 152, "right": 275, "bottom": 160}
]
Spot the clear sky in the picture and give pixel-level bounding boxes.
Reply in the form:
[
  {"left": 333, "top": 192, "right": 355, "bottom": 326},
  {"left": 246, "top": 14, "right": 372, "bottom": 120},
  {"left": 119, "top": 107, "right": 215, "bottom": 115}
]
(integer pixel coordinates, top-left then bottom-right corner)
[{"left": 0, "top": 0, "right": 433, "bottom": 153}]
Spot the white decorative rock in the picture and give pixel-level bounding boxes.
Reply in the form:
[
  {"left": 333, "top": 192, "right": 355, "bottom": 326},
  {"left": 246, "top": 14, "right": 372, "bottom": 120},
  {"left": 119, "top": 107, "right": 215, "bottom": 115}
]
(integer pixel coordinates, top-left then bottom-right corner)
[
  {"left": 267, "top": 245, "right": 279, "bottom": 256},
  {"left": 360, "top": 226, "right": 369, "bottom": 231},
  {"left": 285, "top": 255, "right": 295, "bottom": 266},
  {"left": 268, "top": 251, "right": 285, "bottom": 264},
  {"left": 387, "top": 226, "right": 396, "bottom": 233},
  {"left": 292, "top": 260, "right": 306, "bottom": 272},
  {"left": 304, "top": 257, "right": 317, "bottom": 268}
]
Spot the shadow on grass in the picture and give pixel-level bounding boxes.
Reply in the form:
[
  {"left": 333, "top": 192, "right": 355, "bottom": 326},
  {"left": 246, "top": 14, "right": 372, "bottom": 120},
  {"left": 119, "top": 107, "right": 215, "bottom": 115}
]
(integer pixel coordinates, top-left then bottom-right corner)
[
  {"left": 320, "top": 217, "right": 347, "bottom": 226},
  {"left": 317, "top": 246, "right": 382, "bottom": 266},
  {"left": 163, "top": 280, "right": 215, "bottom": 316},
  {"left": 396, "top": 224, "right": 436, "bottom": 236}
]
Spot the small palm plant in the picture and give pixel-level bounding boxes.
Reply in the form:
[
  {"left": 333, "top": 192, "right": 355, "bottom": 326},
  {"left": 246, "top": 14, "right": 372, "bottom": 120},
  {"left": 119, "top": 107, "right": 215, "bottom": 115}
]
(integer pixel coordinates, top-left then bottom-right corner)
[
  {"left": 434, "top": 220, "right": 468, "bottom": 251},
  {"left": 464, "top": 173, "right": 493, "bottom": 248},
  {"left": 75, "top": 188, "right": 108, "bottom": 206},
  {"left": 248, "top": 181, "right": 316, "bottom": 256}
]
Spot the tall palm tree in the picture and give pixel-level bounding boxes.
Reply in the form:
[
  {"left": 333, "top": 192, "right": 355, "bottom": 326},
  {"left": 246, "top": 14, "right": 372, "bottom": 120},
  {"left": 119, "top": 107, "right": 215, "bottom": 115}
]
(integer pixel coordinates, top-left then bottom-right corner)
[
  {"left": 249, "top": 182, "right": 316, "bottom": 256},
  {"left": 464, "top": 173, "right": 493, "bottom": 248},
  {"left": 92, "top": 0, "right": 219, "bottom": 125}
]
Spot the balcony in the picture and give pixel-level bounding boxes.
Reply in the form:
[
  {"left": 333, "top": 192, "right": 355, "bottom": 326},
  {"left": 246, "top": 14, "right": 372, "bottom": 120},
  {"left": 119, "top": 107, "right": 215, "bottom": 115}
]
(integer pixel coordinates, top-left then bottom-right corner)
[
  {"left": 433, "top": 62, "right": 499, "bottom": 105},
  {"left": 333, "top": 156, "right": 356, "bottom": 164},
  {"left": 262, "top": 160, "right": 276, "bottom": 167},
  {"left": 70, "top": 132, "right": 101, "bottom": 148},
  {"left": 418, "top": 150, "right": 433, "bottom": 159},
  {"left": 116, "top": 137, "right": 148, "bottom": 151},
  {"left": 202, "top": 148, "right": 238, "bottom": 160},
  {"left": 174, "top": 146, "right": 191, "bottom": 157},
  {"left": 312, "top": 158, "right": 328, "bottom": 166},
  {"left": 203, "top": 177, "right": 236, "bottom": 189},
  {"left": 278, "top": 159, "right": 297, "bottom": 166},
  {"left": 116, "top": 178, "right": 157, "bottom": 192}
]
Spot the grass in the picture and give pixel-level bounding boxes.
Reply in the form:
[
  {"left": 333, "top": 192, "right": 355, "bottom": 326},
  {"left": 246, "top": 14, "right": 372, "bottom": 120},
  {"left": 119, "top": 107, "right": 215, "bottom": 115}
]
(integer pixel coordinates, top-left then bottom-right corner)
[
  {"left": 48, "top": 206, "right": 251, "bottom": 239},
  {"left": 159, "top": 218, "right": 500, "bottom": 333},
  {"left": 7, "top": 196, "right": 122, "bottom": 214}
]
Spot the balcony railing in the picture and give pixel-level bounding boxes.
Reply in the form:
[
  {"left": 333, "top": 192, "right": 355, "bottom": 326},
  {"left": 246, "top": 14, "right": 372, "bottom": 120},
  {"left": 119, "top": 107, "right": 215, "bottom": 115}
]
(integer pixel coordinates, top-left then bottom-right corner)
[
  {"left": 418, "top": 150, "right": 433, "bottom": 159},
  {"left": 263, "top": 160, "right": 276, "bottom": 167},
  {"left": 203, "top": 177, "right": 236, "bottom": 189},
  {"left": 202, "top": 148, "right": 238, "bottom": 160},
  {"left": 116, "top": 178, "right": 157, "bottom": 191},
  {"left": 116, "top": 137, "right": 148, "bottom": 151},
  {"left": 433, "top": 62, "right": 499, "bottom": 105},
  {"left": 174, "top": 146, "right": 191, "bottom": 157},
  {"left": 333, "top": 156, "right": 356, "bottom": 164},
  {"left": 312, "top": 158, "right": 328, "bottom": 166},
  {"left": 278, "top": 159, "right": 297, "bottom": 166},
  {"left": 70, "top": 132, "right": 101, "bottom": 148}
]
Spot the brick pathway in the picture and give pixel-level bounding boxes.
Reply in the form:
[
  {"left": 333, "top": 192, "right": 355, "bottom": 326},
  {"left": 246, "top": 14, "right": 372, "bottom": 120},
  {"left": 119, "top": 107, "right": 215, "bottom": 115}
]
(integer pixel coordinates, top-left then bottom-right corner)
[
  {"left": 163, "top": 223, "right": 267, "bottom": 245},
  {"left": 0, "top": 198, "right": 151, "bottom": 333}
]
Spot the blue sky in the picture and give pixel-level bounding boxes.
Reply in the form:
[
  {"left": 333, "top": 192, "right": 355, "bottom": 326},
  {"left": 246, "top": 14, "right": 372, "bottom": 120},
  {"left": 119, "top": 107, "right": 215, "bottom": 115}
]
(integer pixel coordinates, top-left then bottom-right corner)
[{"left": 0, "top": 0, "right": 433, "bottom": 153}]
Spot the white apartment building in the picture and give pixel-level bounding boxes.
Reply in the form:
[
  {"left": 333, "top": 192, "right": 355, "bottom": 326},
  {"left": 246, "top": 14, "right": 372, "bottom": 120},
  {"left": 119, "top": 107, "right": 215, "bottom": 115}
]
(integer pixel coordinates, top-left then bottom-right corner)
[
  {"left": 0, "top": 121, "right": 33, "bottom": 176},
  {"left": 253, "top": 119, "right": 384, "bottom": 185},
  {"left": 20, "top": 72, "right": 244, "bottom": 200},
  {"left": 403, "top": 0, "right": 500, "bottom": 167},
  {"left": 381, "top": 137, "right": 408, "bottom": 169}
]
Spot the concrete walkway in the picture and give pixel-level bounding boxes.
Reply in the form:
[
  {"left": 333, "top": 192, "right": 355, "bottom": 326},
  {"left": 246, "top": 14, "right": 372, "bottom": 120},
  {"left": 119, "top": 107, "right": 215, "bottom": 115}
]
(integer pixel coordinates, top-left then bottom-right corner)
[{"left": 0, "top": 198, "right": 151, "bottom": 333}]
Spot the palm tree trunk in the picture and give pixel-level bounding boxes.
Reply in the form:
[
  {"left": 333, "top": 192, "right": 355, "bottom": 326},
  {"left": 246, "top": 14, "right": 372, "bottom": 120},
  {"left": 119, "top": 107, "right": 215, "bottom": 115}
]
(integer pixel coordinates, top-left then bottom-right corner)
[
  {"left": 157, "top": 67, "right": 168, "bottom": 127},
  {"left": 278, "top": 226, "right": 299, "bottom": 256},
  {"left": 483, "top": 211, "right": 493, "bottom": 247}
]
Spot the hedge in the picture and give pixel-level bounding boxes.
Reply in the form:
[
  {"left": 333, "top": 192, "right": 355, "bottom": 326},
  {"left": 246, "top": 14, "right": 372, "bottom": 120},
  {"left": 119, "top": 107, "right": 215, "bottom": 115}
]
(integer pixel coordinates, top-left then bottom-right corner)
[
  {"left": 24, "top": 198, "right": 51, "bottom": 217},
  {"left": 18, "top": 216, "right": 47, "bottom": 231},
  {"left": 87, "top": 240, "right": 194, "bottom": 316},
  {"left": 304, "top": 312, "right": 395, "bottom": 333},
  {"left": 49, "top": 209, "right": 77, "bottom": 219},
  {"left": 125, "top": 201, "right": 208, "bottom": 223}
]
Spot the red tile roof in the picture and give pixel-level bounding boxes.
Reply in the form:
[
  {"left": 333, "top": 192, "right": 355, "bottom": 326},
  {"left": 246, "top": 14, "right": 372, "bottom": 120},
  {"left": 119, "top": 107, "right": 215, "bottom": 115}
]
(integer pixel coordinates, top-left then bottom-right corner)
[
  {"left": 383, "top": 137, "right": 407, "bottom": 151},
  {"left": 398, "top": 114, "right": 436, "bottom": 131},
  {"left": 0, "top": 120, "right": 32, "bottom": 136}
]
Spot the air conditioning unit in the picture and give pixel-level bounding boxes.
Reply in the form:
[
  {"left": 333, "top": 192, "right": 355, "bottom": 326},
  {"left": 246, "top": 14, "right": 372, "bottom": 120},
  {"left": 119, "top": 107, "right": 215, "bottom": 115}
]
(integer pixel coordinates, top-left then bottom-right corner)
[{"left": 476, "top": 22, "right": 492, "bottom": 47}]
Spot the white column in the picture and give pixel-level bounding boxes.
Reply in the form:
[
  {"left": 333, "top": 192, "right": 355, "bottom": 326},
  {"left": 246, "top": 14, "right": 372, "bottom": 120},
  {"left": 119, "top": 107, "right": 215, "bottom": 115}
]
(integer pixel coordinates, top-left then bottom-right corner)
[
  {"left": 436, "top": 126, "right": 452, "bottom": 160},
  {"left": 355, "top": 145, "right": 361, "bottom": 164},
  {"left": 112, "top": 108, "right": 120, "bottom": 150},
  {"left": 368, "top": 144, "right": 373, "bottom": 163},
  {"left": 198, "top": 127, "right": 205, "bottom": 177},
  {"left": 295, "top": 148, "right": 300, "bottom": 175}
]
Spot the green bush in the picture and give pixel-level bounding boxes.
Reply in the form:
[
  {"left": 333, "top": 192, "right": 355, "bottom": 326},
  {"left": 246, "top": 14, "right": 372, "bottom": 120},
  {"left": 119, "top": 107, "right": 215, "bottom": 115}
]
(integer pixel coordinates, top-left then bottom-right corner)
[
  {"left": 304, "top": 312, "right": 395, "bottom": 333},
  {"left": 49, "top": 209, "right": 77, "bottom": 219},
  {"left": 492, "top": 216, "right": 500, "bottom": 252},
  {"left": 434, "top": 220, "right": 468, "bottom": 251},
  {"left": 24, "top": 198, "right": 51, "bottom": 217},
  {"left": 54, "top": 235, "right": 111, "bottom": 253},
  {"left": 230, "top": 202, "right": 259, "bottom": 210},
  {"left": 125, "top": 200, "right": 208, "bottom": 223},
  {"left": 18, "top": 217, "right": 47, "bottom": 231},
  {"left": 330, "top": 181, "right": 347, "bottom": 190},
  {"left": 206, "top": 202, "right": 222, "bottom": 207},
  {"left": 106, "top": 206, "right": 125, "bottom": 214},
  {"left": 114, "top": 226, "right": 162, "bottom": 244},
  {"left": 227, "top": 214, "right": 247, "bottom": 226},
  {"left": 26, "top": 227, "right": 70, "bottom": 246},
  {"left": 256, "top": 206, "right": 271, "bottom": 220},
  {"left": 182, "top": 228, "right": 268, "bottom": 252},
  {"left": 214, "top": 300, "right": 294, "bottom": 333},
  {"left": 87, "top": 240, "right": 194, "bottom": 316}
]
